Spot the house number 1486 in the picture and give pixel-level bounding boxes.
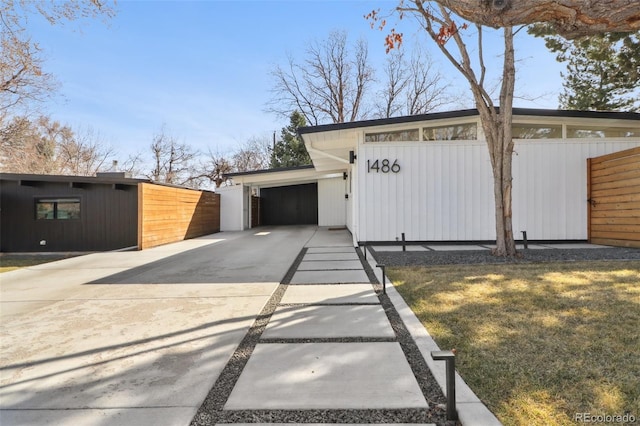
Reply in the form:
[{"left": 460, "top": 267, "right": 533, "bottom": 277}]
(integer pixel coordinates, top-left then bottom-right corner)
[{"left": 367, "top": 159, "right": 400, "bottom": 173}]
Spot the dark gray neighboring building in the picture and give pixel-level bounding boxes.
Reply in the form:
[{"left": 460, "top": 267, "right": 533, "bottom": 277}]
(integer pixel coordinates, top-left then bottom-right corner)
[{"left": 1, "top": 173, "right": 145, "bottom": 252}]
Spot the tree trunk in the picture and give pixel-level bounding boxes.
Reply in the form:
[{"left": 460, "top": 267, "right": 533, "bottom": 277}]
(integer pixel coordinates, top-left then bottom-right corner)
[
  {"left": 496, "top": 27, "right": 517, "bottom": 257},
  {"left": 473, "top": 27, "right": 517, "bottom": 257},
  {"left": 480, "top": 111, "right": 516, "bottom": 257}
]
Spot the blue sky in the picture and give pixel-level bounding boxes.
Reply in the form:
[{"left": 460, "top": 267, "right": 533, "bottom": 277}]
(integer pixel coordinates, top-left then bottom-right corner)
[{"left": 30, "top": 0, "right": 564, "bottom": 161}]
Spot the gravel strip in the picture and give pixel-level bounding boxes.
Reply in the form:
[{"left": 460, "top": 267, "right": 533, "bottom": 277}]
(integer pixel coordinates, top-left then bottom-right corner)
[
  {"left": 372, "top": 247, "right": 640, "bottom": 267},
  {"left": 259, "top": 337, "right": 397, "bottom": 344},
  {"left": 215, "top": 408, "right": 451, "bottom": 424}
]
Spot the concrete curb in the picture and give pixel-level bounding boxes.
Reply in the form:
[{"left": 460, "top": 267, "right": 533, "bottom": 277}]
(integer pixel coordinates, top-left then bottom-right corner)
[{"left": 364, "top": 248, "right": 503, "bottom": 426}]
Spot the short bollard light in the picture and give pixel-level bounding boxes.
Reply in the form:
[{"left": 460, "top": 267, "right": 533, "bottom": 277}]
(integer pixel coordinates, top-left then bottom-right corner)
[
  {"left": 375, "top": 264, "right": 386, "bottom": 294},
  {"left": 431, "top": 350, "right": 458, "bottom": 421},
  {"left": 521, "top": 230, "right": 529, "bottom": 249}
]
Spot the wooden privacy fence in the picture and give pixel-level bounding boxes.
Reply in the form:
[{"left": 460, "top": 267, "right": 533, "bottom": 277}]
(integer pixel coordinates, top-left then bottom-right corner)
[
  {"left": 138, "top": 183, "right": 221, "bottom": 250},
  {"left": 587, "top": 146, "right": 640, "bottom": 248}
]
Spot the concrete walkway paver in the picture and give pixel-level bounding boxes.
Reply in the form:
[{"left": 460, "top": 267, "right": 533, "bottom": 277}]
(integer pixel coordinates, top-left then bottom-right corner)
[
  {"left": 306, "top": 247, "right": 356, "bottom": 254},
  {"left": 290, "top": 269, "right": 370, "bottom": 284},
  {"left": 280, "top": 284, "right": 378, "bottom": 304},
  {"left": 370, "top": 246, "right": 429, "bottom": 252},
  {"left": 297, "top": 260, "right": 364, "bottom": 270},
  {"left": 302, "top": 252, "right": 360, "bottom": 261},
  {"left": 224, "top": 342, "right": 427, "bottom": 410},
  {"left": 262, "top": 305, "right": 395, "bottom": 339}
]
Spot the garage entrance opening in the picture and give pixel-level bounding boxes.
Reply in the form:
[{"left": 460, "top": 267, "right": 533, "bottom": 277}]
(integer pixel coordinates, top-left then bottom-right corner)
[{"left": 260, "top": 183, "right": 318, "bottom": 225}]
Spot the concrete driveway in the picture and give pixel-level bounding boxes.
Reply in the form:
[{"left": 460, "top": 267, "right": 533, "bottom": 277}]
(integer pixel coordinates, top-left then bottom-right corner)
[{"left": 0, "top": 226, "right": 317, "bottom": 426}]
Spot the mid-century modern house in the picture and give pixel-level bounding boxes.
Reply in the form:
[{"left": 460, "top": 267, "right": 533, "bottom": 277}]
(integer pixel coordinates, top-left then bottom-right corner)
[
  {"left": 0, "top": 173, "right": 220, "bottom": 252},
  {"left": 220, "top": 108, "right": 640, "bottom": 248}
]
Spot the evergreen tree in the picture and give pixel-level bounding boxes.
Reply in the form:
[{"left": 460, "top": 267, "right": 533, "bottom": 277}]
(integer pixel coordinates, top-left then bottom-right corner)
[
  {"left": 529, "top": 26, "right": 639, "bottom": 111},
  {"left": 270, "top": 111, "right": 311, "bottom": 168}
]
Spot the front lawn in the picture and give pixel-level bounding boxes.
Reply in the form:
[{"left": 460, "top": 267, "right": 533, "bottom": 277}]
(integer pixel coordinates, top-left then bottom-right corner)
[
  {"left": 388, "top": 261, "right": 640, "bottom": 426},
  {"left": 0, "top": 255, "right": 77, "bottom": 273}
]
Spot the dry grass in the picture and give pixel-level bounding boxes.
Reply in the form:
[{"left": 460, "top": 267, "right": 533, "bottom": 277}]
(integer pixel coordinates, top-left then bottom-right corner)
[
  {"left": 0, "top": 255, "right": 76, "bottom": 273},
  {"left": 388, "top": 261, "right": 640, "bottom": 426}
]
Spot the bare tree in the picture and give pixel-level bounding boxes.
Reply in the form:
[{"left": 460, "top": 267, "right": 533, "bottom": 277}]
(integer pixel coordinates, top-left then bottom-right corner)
[
  {"left": 269, "top": 30, "right": 375, "bottom": 124},
  {"left": 417, "top": 0, "right": 640, "bottom": 38},
  {"left": 189, "top": 148, "right": 234, "bottom": 189},
  {"left": 232, "top": 136, "right": 272, "bottom": 172},
  {"left": 376, "top": 45, "right": 453, "bottom": 118},
  {"left": 377, "top": 50, "right": 409, "bottom": 118},
  {"left": 0, "top": 30, "right": 56, "bottom": 113},
  {"left": 0, "top": 0, "right": 115, "bottom": 114},
  {"left": 57, "top": 127, "right": 115, "bottom": 175},
  {"left": 0, "top": 115, "right": 116, "bottom": 175},
  {"left": 0, "top": 115, "right": 68, "bottom": 173},
  {"left": 147, "top": 126, "right": 199, "bottom": 186}
]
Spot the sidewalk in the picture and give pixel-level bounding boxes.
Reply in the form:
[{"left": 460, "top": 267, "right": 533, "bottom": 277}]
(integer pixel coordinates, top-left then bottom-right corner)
[{"left": 191, "top": 228, "right": 501, "bottom": 425}]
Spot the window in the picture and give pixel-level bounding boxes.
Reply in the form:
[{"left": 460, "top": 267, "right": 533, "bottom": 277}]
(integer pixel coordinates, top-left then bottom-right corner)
[
  {"left": 512, "top": 123, "right": 562, "bottom": 139},
  {"left": 566, "top": 126, "right": 640, "bottom": 138},
  {"left": 36, "top": 198, "right": 80, "bottom": 220},
  {"left": 365, "top": 129, "right": 419, "bottom": 142},
  {"left": 423, "top": 123, "right": 477, "bottom": 140}
]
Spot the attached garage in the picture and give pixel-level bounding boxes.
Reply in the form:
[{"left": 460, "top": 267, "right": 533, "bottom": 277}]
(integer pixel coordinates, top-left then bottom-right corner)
[
  {"left": 220, "top": 165, "right": 347, "bottom": 231},
  {"left": 260, "top": 183, "right": 318, "bottom": 225}
]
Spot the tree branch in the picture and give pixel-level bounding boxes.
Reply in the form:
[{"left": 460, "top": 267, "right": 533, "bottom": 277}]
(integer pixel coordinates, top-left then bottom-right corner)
[{"left": 424, "top": 0, "right": 640, "bottom": 38}]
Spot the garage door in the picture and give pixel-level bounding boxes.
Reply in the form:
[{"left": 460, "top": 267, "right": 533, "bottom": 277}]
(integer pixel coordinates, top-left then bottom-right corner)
[{"left": 260, "top": 183, "right": 318, "bottom": 225}]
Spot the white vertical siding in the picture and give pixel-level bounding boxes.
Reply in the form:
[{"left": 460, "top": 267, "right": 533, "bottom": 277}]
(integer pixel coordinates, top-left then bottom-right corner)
[
  {"left": 318, "top": 177, "right": 347, "bottom": 227},
  {"left": 346, "top": 165, "right": 355, "bottom": 232},
  {"left": 357, "top": 139, "right": 639, "bottom": 242},
  {"left": 512, "top": 139, "right": 638, "bottom": 240},
  {"left": 219, "top": 185, "right": 244, "bottom": 231},
  {"left": 358, "top": 141, "right": 494, "bottom": 241}
]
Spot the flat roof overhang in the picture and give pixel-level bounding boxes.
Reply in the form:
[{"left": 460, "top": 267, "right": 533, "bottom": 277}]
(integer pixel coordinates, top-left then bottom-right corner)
[
  {"left": 298, "top": 128, "right": 359, "bottom": 172},
  {"left": 225, "top": 165, "right": 346, "bottom": 188}
]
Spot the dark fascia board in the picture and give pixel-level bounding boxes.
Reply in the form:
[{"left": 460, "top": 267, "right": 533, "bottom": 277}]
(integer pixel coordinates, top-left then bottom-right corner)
[
  {"left": 297, "top": 108, "right": 640, "bottom": 135},
  {"left": 0, "top": 173, "right": 149, "bottom": 186},
  {"left": 225, "top": 164, "right": 315, "bottom": 178},
  {"left": 0, "top": 173, "right": 218, "bottom": 193}
]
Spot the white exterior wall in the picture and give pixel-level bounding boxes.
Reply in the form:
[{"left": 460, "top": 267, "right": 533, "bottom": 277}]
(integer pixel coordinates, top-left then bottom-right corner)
[
  {"left": 512, "top": 139, "right": 638, "bottom": 240},
  {"left": 218, "top": 185, "right": 244, "bottom": 231},
  {"left": 318, "top": 177, "right": 347, "bottom": 227},
  {"left": 346, "top": 164, "right": 355, "bottom": 233},
  {"left": 357, "top": 139, "right": 639, "bottom": 242},
  {"left": 358, "top": 141, "right": 494, "bottom": 241}
]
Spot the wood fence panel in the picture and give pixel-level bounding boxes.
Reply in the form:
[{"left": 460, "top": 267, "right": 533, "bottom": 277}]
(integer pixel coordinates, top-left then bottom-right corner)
[
  {"left": 588, "top": 146, "right": 640, "bottom": 248},
  {"left": 138, "top": 183, "right": 220, "bottom": 250}
]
